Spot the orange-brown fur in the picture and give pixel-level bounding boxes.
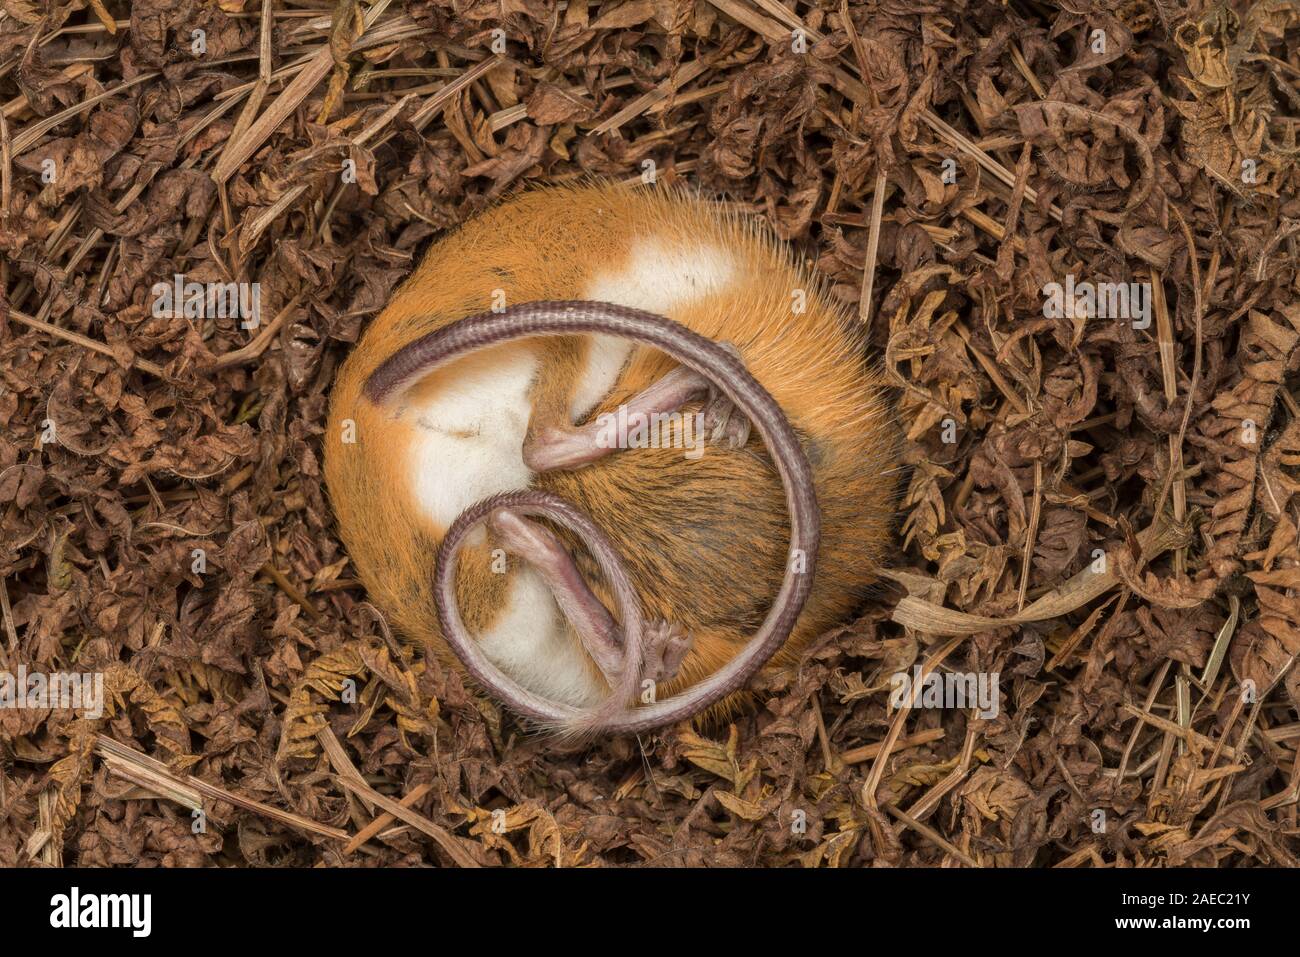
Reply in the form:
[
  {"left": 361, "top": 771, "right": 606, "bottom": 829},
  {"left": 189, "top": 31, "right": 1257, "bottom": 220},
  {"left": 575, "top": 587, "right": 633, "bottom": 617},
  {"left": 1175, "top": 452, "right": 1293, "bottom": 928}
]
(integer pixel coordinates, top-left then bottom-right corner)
[{"left": 324, "top": 182, "right": 898, "bottom": 723}]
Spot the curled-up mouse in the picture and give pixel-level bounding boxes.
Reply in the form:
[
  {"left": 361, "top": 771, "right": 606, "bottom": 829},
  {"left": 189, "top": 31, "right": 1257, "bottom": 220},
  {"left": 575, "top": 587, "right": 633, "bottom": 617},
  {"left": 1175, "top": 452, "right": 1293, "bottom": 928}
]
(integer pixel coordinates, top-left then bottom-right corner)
[{"left": 324, "top": 182, "right": 898, "bottom": 736}]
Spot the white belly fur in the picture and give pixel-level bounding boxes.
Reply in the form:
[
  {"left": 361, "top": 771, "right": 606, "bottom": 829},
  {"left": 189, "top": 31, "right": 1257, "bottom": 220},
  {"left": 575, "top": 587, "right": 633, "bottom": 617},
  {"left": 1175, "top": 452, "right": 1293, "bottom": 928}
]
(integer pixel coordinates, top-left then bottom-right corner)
[{"left": 406, "top": 236, "right": 738, "bottom": 706}]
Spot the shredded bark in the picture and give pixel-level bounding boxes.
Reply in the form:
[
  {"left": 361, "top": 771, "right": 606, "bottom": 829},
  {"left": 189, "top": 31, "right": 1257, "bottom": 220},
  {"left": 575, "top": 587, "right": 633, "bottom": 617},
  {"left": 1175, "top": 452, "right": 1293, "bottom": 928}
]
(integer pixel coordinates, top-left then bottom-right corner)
[{"left": 1, "top": 0, "right": 1298, "bottom": 867}]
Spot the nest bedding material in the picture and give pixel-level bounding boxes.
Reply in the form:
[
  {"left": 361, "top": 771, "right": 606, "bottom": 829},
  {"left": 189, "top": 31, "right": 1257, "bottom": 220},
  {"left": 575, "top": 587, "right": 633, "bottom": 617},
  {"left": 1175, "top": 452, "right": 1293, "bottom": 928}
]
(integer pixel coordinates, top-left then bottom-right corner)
[{"left": 1, "top": 0, "right": 1299, "bottom": 867}]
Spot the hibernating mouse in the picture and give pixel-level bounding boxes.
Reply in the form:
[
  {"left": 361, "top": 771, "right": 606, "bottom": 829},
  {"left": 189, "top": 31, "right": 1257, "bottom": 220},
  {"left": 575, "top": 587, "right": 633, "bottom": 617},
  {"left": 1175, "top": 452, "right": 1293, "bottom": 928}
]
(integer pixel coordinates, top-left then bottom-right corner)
[{"left": 324, "top": 182, "right": 898, "bottom": 736}]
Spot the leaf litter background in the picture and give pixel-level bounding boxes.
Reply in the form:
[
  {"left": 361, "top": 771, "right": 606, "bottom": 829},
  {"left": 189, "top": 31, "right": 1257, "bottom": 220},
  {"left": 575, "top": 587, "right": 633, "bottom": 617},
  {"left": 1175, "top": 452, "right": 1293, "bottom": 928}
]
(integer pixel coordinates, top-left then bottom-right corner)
[{"left": 1, "top": 0, "right": 1298, "bottom": 868}]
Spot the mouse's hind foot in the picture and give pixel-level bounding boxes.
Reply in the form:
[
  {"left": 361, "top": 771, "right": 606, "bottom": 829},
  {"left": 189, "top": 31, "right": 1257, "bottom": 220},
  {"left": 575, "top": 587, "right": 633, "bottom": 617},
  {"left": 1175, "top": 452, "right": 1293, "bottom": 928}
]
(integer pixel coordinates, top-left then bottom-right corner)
[
  {"left": 702, "top": 393, "right": 750, "bottom": 449},
  {"left": 701, "top": 341, "right": 752, "bottom": 448},
  {"left": 640, "top": 618, "right": 692, "bottom": 686}
]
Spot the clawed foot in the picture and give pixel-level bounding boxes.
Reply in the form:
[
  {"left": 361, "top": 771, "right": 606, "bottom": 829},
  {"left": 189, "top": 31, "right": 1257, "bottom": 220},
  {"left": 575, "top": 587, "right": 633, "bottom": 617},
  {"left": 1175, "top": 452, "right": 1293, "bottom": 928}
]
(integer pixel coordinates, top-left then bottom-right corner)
[
  {"left": 703, "top": 392, "right": 751, "bottom": 448},
  {"left": 703, "top": 342, "right": 751, "bottom": 449},
  {"left": 640, "top": 618, "right": 693, "bottom": 684}
]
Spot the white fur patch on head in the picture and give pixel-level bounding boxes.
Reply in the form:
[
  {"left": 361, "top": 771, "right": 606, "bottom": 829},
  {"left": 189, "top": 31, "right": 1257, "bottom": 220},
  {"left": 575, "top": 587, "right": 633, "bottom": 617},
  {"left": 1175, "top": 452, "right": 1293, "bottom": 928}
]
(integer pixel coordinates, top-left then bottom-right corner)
[
  {"left": 406, "top": 348, "right": 537, "bottom": 528},
  {"left": 572, "top": 236, "right": 737, "bottom": 420}
]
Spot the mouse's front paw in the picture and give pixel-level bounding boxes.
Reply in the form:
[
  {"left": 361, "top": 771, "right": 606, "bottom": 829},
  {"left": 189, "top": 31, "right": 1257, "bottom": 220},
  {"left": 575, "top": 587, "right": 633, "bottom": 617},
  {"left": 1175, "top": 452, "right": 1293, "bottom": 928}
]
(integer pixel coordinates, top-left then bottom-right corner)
[{"left": 640, "top": 619, "right": 692, "bottom": 685}]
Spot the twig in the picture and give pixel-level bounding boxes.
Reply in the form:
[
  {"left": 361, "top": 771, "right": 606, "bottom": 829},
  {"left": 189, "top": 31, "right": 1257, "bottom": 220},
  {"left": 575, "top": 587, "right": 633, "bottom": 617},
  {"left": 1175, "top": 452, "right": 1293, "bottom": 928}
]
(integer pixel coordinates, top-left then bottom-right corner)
[
  {"left": 1017, "top": 459, "right": 1043, "bottom": 611},
  {"left": 885, "top": 803, "right": 981, "bottom": 867},
  {"left": 259, "top": 561, "right": 322, "bottom": 623},
  {"left": 840, "top": 727, "right": 945, "bottom": 765},
  {"left": 589, "top": 59, "right": 708, "bottom": 136},
  {"left": 211, "top": 294, "right": 302, "bottom": 368},
  {"left": 11, "top": 72, "right": 160, "bottom": 157},
  {"left": 95, "top": 735, "right": 350, "bottom": 842},
  {"left": 6, "top": 307, "right": 166, "bottom": 377},
  {"left": 862, "top": 635, "right": 965, "bottom": 811},
  {"left": 212, "top": 2, "right": 391, "bottom": 183},
  {"left": 858, "top": 166, "right": 888, "bottom": 324},
  {"left": 342, "top": 783, "right": 432, "bottom": 855},
  {"left": 318, "top": 727, "right": 480, "bottom": 867}
]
